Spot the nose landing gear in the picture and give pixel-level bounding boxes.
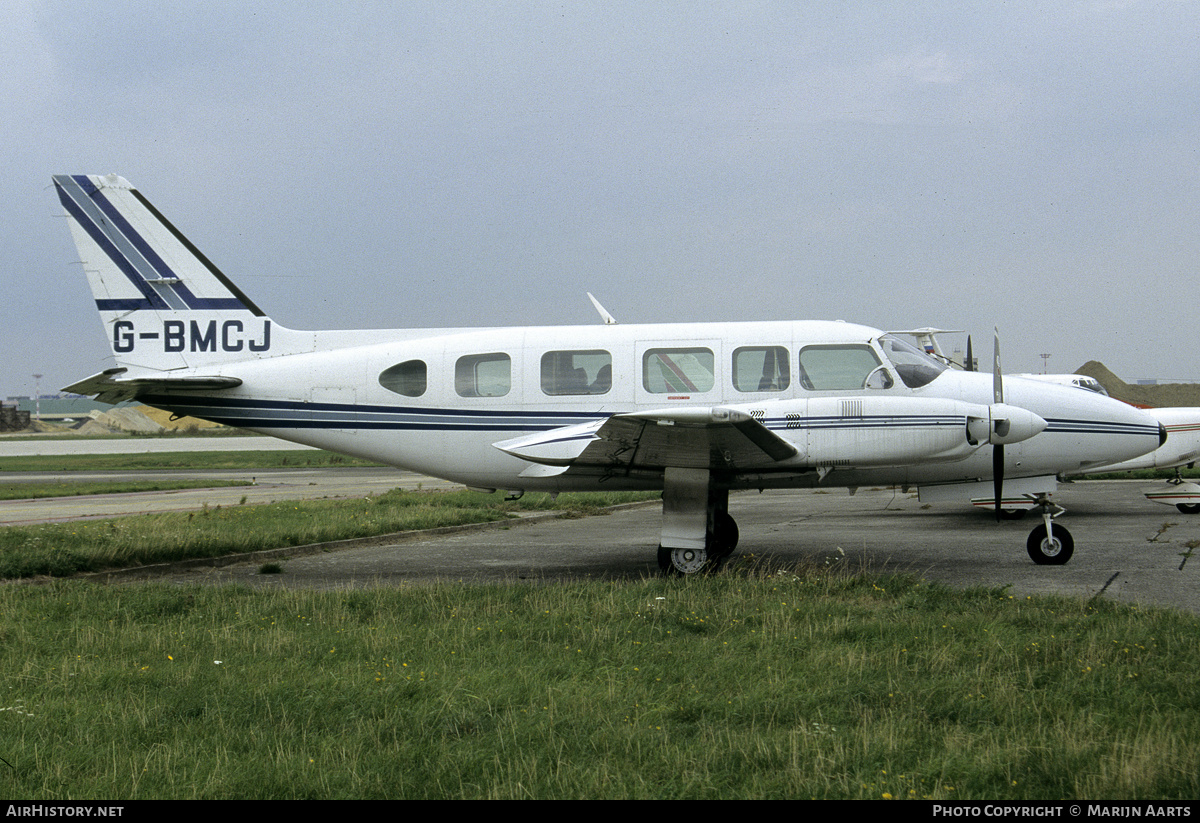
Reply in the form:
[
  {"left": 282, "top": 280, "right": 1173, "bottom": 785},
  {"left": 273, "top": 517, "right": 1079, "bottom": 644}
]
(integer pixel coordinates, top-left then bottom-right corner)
[{"left": 1026, "top": 493, "right": 1073, "bottom": 565}]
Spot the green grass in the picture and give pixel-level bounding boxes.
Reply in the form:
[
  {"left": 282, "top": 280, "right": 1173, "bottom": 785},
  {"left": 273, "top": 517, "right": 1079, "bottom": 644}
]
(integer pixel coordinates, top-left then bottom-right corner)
[
  {"left": 0, "top": 479, "right": 250, "bottom": 501},
  {"left": 0, "top": 489, "right": 658, "bottom": 579},
  {"left": 2, "top": 569, "right": 1198, "bottom": 799}
]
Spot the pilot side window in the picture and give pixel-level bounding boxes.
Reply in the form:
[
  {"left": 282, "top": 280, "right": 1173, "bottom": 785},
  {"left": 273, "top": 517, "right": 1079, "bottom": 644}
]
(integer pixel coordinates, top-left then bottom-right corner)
[
  {"left": 378, "top": 359, "right": 427, "bottom": 397},
  {"left": 733, "top": 346, "right": 790, "bottom": 392},
  {"left": 797, "top": 345, "right": 882, "bottom": 391},
  {"left": 541, "top": 350, "right": 612, "bottom": 395},
  {"left": 455, "top": 352, "right": 511, "bottom": 397},
  {"left": 643, "top": 348, "right": 715, "bottom": 393}
]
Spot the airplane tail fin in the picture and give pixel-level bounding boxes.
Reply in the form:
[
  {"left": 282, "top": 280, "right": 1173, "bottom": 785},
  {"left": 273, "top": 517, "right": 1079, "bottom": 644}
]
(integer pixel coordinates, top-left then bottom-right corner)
[{"left": 53, "top": 174, "right": 295, "bottom": 375}]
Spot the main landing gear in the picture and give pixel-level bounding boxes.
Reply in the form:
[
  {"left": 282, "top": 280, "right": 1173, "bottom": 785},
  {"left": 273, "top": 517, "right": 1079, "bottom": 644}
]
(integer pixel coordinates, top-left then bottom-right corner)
[
  {"left": 657, "top": 510, "right": 739, "bottom": 576},
  {"left": 656, "top": 467, "right": 739, "bottom": 576}
]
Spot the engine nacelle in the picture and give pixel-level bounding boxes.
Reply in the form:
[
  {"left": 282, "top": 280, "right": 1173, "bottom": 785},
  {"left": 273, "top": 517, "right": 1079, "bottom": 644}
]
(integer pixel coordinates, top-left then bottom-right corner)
[{"left": 745, "top": 395, "right": 1045, "bottom": 468}]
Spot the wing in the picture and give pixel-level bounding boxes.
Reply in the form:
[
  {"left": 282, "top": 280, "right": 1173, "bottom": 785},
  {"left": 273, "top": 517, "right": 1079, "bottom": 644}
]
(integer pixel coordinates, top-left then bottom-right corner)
[
  {"left": 494, "top": 406, "right": 798, "bottom": 478},
  {"left": 496, "top": 395, "right": 1048, "bottom": 481}
]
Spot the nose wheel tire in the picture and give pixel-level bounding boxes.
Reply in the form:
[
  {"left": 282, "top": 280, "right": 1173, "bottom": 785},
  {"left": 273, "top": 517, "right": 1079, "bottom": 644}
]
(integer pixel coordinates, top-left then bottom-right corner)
[{"left": 1026, "top": 523, "right": 1074, "bottom": 565}]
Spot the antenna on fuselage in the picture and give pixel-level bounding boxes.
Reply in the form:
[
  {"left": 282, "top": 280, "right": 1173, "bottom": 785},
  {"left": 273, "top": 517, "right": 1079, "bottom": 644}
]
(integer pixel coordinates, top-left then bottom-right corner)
[{"left": 587, "top": 293, "right": 618, "bottom": 325}]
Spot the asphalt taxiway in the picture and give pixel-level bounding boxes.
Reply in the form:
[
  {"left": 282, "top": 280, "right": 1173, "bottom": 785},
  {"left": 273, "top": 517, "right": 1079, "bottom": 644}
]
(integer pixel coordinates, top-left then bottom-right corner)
[{"left": 72, "top": 476, "right": 1200, "bottom": 615}]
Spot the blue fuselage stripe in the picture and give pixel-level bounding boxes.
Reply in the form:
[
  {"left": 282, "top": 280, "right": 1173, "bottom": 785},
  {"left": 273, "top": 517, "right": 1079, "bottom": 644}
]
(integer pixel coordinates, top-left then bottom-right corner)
[{"left": 137, "top": 396, "right": 1163, "bottom": 442}]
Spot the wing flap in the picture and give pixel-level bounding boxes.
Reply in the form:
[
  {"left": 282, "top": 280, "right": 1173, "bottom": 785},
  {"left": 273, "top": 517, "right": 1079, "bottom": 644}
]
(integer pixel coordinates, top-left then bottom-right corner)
[{"left": 495, "top": 406, "right": 798, "bottom": 474}]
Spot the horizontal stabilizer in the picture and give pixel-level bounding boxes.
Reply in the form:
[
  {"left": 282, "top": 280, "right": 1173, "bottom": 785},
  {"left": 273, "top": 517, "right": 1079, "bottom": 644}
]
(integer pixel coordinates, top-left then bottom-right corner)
[{"left": 64, "top": 368, "right": 242, "bottom": 405}]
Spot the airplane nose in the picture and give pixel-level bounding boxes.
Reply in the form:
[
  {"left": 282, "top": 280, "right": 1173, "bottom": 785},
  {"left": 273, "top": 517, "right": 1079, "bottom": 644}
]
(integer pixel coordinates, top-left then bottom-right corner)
[{"left": 1160, "top": 422, "right": 1169, "bottom": 448}]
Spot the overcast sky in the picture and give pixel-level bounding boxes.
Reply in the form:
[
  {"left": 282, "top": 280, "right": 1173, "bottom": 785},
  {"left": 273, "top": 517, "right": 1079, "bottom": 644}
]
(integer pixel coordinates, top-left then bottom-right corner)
[{"left": 4, "top": 1, "right": 1198, "bottom": 398}]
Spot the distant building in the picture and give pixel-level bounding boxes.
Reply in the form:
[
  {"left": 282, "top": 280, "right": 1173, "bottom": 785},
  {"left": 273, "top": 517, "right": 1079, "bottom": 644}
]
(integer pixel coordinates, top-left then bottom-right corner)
[
  {"left": 0, "top": 400, "right": 32, "bottom": 432},
  {"left": 6, "top": 394, "right": 124, "bottom": 422}
]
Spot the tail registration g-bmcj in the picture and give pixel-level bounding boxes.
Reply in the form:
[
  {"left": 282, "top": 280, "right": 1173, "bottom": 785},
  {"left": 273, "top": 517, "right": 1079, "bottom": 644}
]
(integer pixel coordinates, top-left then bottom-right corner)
[{"left": 52, "top": 174, "right": 1166, "bottom": 574}]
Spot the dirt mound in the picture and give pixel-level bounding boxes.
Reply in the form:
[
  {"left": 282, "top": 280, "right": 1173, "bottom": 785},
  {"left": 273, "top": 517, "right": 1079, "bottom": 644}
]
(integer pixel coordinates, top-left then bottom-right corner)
[
  {"left": 72, "top": 419, "right": 119, "bottom": 436},
  {"left": 1075, "top": 361, "right": 1200, "bottom": 407},
  {"left": 135, "top": 405, "right": 225, "bottom": 431},
  {"left": 90, "top": 407, "right": 164, "bottom": 434}
]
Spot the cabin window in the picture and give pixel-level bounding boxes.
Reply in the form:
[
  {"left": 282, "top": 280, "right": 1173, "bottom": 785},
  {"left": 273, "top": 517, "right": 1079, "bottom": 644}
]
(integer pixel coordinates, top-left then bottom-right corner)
[
  {"left": 455, "top": 352, "right": 511, "bottom": 397},
  {"left": 797, "top": 345, "right": 882, "bottom": 391},
  {"left": 541, "top": 350, "right": 612, "bottom": 396},
  {"left": 378, "top": 359, "right": 427, "bottom": 397},
  {"left": 643, "top": 347, "right": 715, "bottom": 394},
  {"left": 733, "top": 346, "right": 790, "bottom": 392}
]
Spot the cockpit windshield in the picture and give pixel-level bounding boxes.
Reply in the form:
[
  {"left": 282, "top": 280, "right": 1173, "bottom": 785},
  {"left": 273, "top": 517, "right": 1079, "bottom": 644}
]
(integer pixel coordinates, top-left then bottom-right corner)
[
  {"left": 877, "top": 334, "right": 949, "bottom": 389},
  {"left": 1074, "top": 377, "right": 1109, "bottom": 396}
]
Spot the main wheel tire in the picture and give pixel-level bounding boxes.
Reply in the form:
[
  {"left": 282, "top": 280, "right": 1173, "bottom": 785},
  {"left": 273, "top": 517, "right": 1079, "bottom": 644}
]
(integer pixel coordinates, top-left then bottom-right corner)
[
  {"left": 1026, "top": 523, "right": 1074, "bottom": 565},
  {"left": 710, "top": 512, "right": 739, "bottom": 559},
  {"left": 658, "top": 544, "right": 716, "bottom": 576},
  {"left": 1176, "top": 503, "right": 1200, "bottom": 514}
]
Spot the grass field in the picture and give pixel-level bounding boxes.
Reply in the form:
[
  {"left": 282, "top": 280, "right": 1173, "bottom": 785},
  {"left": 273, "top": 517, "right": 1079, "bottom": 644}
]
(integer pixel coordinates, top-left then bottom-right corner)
[
  {"left": 2, "top": 567, "right": 1198, "bottom": 799},
  {"left": 3, "top": 450, "right": 1199, "bottom": 798}
]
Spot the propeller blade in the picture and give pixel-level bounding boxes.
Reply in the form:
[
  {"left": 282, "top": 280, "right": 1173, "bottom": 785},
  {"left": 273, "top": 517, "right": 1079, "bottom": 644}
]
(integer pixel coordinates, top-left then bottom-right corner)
[
  {"left": 993, "top": 327, "right": 1003, "bottom": 405},
  {"left": 994, "top": 443, "right": 1005, "bottom": 522},
  {"left": 965, "top": 335, "right": 974, "bottom": 371}
]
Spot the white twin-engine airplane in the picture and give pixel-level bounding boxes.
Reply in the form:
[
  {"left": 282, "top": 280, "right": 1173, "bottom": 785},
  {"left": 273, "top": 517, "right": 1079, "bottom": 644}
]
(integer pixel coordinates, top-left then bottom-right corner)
[{"left": 52, "top": 173, "right": 1167, "bottom": 574}]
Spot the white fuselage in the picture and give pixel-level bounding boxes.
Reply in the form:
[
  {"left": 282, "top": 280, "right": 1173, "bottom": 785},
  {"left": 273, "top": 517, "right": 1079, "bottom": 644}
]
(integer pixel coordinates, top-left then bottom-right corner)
[{"left": 134, "top": 319, "right": 1163, "bottom": 494}]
